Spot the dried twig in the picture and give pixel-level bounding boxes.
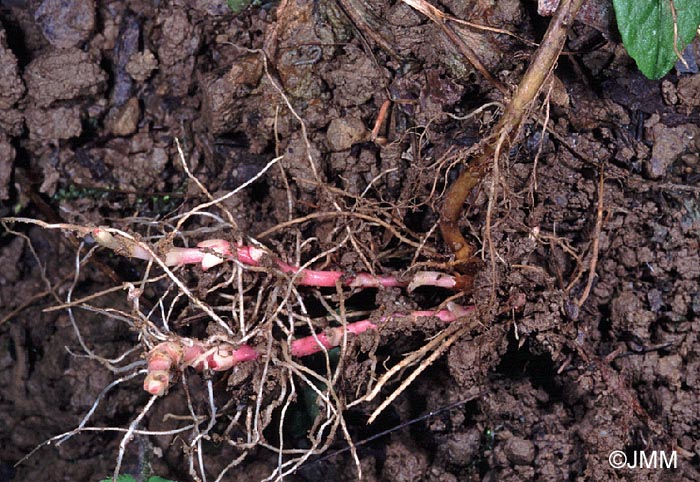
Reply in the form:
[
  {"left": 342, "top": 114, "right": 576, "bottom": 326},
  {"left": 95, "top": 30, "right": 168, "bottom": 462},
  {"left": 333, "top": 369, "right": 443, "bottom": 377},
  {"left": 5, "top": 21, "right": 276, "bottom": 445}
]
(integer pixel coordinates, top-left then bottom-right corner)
[{"left": 401, "top": 0, "right": 508, "bottom": 95}]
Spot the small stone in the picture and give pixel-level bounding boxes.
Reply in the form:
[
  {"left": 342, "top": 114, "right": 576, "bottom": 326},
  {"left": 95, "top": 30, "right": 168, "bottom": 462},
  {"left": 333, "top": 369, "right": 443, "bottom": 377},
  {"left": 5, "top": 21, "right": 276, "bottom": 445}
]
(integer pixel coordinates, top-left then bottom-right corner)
[
  {"left": 105, "top": 97, "right": 140, "bottom": 136},
  {"left": 645, "top": 123, "right": 700, "bottom": 179},
  {"left": 504, "top": 437, "right": 535, "bottom": 466},
  {"left": 647, "top": 289, "right": 664, "bottom": 313},
  {"left": 224, "top": 56, "right": 263, "bottom": 87},
  {"left": 326, "top": 117, "right": 368, "bottom": 151},
  {"left": 661, "top": 79, "right": 678, "bottom": 105}
]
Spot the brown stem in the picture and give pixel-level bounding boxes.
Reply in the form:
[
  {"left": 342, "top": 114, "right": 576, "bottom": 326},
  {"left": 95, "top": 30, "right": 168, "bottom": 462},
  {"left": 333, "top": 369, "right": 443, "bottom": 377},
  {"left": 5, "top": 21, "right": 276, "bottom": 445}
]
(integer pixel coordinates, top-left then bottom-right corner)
[{"left": 439, "top": 0, "right": 585, "bottom": 265}]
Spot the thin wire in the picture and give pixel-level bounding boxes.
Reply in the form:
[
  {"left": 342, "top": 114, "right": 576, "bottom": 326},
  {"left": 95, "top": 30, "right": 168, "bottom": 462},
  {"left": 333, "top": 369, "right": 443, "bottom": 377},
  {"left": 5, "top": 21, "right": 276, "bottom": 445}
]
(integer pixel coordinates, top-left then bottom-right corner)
[{"left": 299, "top": 393, "right": 484, "bottom": 470}]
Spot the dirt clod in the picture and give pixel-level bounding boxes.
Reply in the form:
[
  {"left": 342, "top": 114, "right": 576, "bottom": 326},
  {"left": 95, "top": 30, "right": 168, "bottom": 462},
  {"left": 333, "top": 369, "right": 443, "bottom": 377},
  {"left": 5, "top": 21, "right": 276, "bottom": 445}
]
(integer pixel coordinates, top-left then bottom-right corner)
[
  {"left": 644, "top": 117, "right": 700, "bottom": 179},
  {"left": 677, "top": 73, "right": 700, "bottom": 107},
  {"left": 0, "top": 27, "right": 25, "bottom": 110},
  {"left": 125, "top": 49, "right": 158, "bottom": 83},
  {"left": 34, "top": 0, "right": 95, "bottom": 49},
  {"left": 0, "top": 134, "right": 14, "bottom": 200},
  {"left": 23, "top": 48, "right": 106, "bottom": 108},
  {"left": 382, "top": 440, "right": 429, "bottom": 482},
  {"left": 326, "top": 117, "right": 369, "bottom": 151},
  {"left": 436, "top": 429, "right": 481, "bottom": 467},
  {"left": 504, "top": 436, "right": 536, "bottom": 466},
  {"left": 25, "top": 106, "right": 82, "bottom": 141},
  {"left": 155, "top": 8, "right": 199, "bottom": 96}
]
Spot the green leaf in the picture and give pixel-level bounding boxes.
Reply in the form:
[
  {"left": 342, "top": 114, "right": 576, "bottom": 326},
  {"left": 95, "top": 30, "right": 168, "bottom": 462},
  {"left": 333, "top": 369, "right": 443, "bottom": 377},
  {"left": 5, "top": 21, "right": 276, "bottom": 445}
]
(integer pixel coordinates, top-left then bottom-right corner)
[
  {"left": 227, "top": 0, "right": 252, "bottom": 13},
  {"left": 148, "top": 477, "right": 177, "bottom": 482},
  {"left": 612, "top": 0, "right": 700, "bottom": 79}
]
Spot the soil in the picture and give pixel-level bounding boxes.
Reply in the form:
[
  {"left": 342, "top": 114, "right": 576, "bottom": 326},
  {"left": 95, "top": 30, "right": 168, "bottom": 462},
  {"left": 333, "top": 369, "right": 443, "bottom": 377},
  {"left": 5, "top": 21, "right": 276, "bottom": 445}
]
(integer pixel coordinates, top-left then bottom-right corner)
[{"left": 1, "top": 1, "right": 700, "bottom": 481}]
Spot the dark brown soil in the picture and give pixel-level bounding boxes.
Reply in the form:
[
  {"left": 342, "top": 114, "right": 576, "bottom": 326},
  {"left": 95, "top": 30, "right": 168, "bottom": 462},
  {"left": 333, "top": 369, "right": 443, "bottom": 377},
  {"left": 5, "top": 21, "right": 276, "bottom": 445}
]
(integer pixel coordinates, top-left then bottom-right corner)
[{"left": 1, "top": 1, "right": 700, "bottom": 481}]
